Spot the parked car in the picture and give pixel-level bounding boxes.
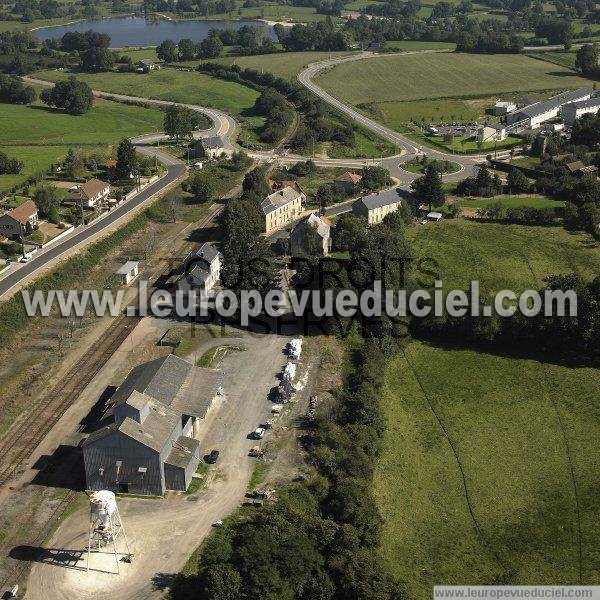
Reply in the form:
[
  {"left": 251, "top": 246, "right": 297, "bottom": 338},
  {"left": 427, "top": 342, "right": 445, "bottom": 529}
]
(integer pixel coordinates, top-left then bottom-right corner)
[
  {"left": 205, "top": 449, "right": 220, "bottom": 464},
  {"left": 19, "top": 252, "right": 33, "bottom": 263},
  {"left": 252, "top": 427, "right": 266, "bottom": 439}
]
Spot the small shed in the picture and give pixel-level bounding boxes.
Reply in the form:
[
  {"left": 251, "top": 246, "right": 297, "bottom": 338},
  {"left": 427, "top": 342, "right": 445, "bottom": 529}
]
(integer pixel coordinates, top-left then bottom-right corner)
[
  {"left": 427, "top": 212, "right": 443, "bottom": 222},
  {"left": 116, "top": 261, "right": 139, "bottom": 286}
]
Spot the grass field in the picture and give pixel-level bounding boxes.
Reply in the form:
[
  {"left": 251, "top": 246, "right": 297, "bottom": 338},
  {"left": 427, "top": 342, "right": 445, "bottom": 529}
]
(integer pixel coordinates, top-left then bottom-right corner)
[
  {"left": 315, "top": 53, "right": 593, "bottom": 105},
  {"left": 376, "top": 220, "right": 600, "bottom": 596},
  {"left": 33, "top": 68, "right": 260, "bottom": 118},
  {"left": 381, "top": 40, "right": 456, "bottom": 51},
  {"left": 378, "top": 342, "right": 600, "bottom": 596},
  {"left": 0, "top": 96, "right": 165, "bottom": 191},
  {"left": 527, "top": 51, "right": 577, "bottom": 70},
  {"left": 406, "top": 219, "right": 600, "bottom": 293},
  {"left": 206, "top": 50, "right": 358, "bottom": 80},
  {"left": 454, "top": 195, "right": 563, "bottom": 211}
]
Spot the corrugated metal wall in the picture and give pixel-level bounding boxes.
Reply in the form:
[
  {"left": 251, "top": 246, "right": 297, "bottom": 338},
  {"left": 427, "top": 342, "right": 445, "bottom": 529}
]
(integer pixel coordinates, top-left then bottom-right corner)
[{"left": 83, "top": 432, "right": 164, "bottom": 496}]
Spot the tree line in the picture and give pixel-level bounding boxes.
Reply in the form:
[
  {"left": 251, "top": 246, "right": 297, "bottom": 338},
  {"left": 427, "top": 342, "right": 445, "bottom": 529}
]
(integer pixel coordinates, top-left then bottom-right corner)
[{"left": 197, "top": 62, "right": 364, "bottom": 153}]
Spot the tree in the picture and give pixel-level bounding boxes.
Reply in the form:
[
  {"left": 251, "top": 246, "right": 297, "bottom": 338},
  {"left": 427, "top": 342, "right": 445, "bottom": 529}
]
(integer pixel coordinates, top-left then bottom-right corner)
[
  {"left": 63, "top": 148, "right": 85, "bottom": 179},
  {"left": 507, "top": 168, "right": 530, "bottom": 194},
  {"left": 163, "top": 104, "right": 194, "bottom": 141},
  {"left": 575, "top": 44, "right": 599, "bottom": 76},
  {"left": 80, "top": 47, "right": 115, "bottom": 72},
  {"left": 0, "top": 151, "right": 23, "bottom": 174},
  {"left": 33, "top": 185, "right": 61, "bottom": 222},
  {"left": 198, "top": 35, "right": 223, "bottom": 59},
  {"left": 0, "top": 74, "right": 36, "bottom": 104},
  {"left": 116, "top": 138, "right": 137, "bottom": 180},
  {"left": 186, "top": 170, "right": 216, "bottom": 203},
  {"left": 332, "top": 213, "right": 367, "bottom": 252},
  {"left": 411, "top": 164, "right": 445, "bottom": 212},
  {"left": 40, "top": 76, "right": 94, "bottom": 115},
  {"left": 201, "top": 564, "right": 242, "bottom": 600},
  {"left": 156, "top": 39, "right": 178, "bottom": 62},
  {"left": 177, "top": 38, "right": 197, "bottom": 61}
]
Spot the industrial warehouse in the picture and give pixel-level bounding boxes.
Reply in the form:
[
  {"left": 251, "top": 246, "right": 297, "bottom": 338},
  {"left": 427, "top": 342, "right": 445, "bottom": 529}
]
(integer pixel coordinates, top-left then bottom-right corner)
[{"left": 82, "top": 354, "right": 223, "bottom": 496}]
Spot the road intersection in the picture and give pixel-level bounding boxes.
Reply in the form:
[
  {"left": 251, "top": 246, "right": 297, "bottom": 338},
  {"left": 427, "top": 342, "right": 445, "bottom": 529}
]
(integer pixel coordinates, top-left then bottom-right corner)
[{"left": 5, "top": 51, "right": 491, "bottom": 295}]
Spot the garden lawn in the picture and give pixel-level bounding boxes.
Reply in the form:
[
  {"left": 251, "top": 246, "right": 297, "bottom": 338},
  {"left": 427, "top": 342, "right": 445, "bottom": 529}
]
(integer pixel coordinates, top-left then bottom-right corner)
[
  {"left": 0, "top": 145, "right": 69, "bottom": 192},
  {"left": 405, "top": 219, "right": 600, "bottom": 295},
  {"left": 377, "top": 342, "right": 600, "bottom": 597},
  {"left": 315, "top": 52, "right": 593, "bottom": 105}
]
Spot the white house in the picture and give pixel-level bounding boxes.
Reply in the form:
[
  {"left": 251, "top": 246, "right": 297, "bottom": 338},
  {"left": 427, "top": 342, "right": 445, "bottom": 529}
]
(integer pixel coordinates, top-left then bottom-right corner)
[
  {"left": 561, "top": 98, "right": 600, "bottom": 125},
  {"left": 353, "top": 188, "right": 401, "bottom": 225},
  {"left": 65, "top": 178, "right": 110, "bottom": 208},
  {"left": 476, "top": 123, "right": 507, "bottom": 144},
  {"left": 116, "top": 261, "right": 139, "bottom": 286},
  {"left": 201, "top": 136, "right": 231, "bottom": 159},
  {"left": 491, "top": 100, "right": 516, "bottom": 115},
  {"left": 173, "top": 243, "right": 222, "bottom": 295}
]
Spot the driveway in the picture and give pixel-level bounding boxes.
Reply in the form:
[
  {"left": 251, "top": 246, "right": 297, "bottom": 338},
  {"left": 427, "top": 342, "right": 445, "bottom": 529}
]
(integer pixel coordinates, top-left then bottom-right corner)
[{"left": 24, "top": 329, "right": 293, "bottom": 600}]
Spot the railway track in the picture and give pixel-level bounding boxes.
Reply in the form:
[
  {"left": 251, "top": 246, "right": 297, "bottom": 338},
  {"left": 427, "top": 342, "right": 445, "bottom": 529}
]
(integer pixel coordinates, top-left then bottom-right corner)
[
  {"left": 0, "top": 489, "right": 78, "bottom": 592},
  {"left": 0, "top": 314, "right": 140, "bottom": 489}
]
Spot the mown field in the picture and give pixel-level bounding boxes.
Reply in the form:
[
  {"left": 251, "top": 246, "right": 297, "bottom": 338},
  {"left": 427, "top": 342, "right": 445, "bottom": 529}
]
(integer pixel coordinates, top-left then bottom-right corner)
[
  {"left": 379, "top": 342, "right": 600, "bottom": 596},
  {"left": 33, "top": 67, "right": 269, "bottom": 146},
  {"left": 0, "top": 96, "right": 164, "bottom": 191},
  {"left": 376, "top": 220, "right": 600, "bottom": 597},
  {"left": 206, "top": 50, "right": 358, "bottom": 80},
  {"left": 315, "top": 53, "right": 593, "bottom": 105},
  {"left": 454, "top": 195, "right": 564, "bottom": 211},
  {"left": 406, "top": 219, "right": 600, "bottom": 294},
  {"left": 33, "top": 67, "right": 260, "bottom": 117}
]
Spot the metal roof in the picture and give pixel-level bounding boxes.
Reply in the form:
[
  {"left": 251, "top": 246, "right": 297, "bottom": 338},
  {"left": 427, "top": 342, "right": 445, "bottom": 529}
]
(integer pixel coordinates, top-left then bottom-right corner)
[
  {"left": 202, "top": 135, "right": 226, "bottom": 149},
  {"left": 517, "top": 87, "right": 591, "bottom": 118},
  {"left": 562, "top": 98, "right": 600, "bottom": 111},
  {"left": 116, "top": 261, "right": 139, "bottom": 275},
  {"left": 165, "top": 436, "right": 200, "bottom": 468},
  {"left": 359, "top": 188, "right": 401, "bottom": 211},
  {"left": 111, "top": 354, "right": 193, "bottom": 409},
  {"left": 292, "top": 213, "right": 330, "bottom": 240},
  {"left": 261, "top": 186, "right": 303, "bottom": 215}
]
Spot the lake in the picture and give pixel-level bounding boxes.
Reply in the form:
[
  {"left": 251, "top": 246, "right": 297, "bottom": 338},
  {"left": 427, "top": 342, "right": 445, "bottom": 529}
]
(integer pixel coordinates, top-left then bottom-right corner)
[{"left": 33, "top": 16, "right": 275, "bottom": 48}]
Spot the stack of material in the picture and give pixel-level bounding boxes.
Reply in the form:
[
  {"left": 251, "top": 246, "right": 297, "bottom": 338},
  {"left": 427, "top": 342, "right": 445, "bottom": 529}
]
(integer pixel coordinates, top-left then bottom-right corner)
[
  {"left": 288, "top": 338, "right": 303, "bottom": 360},
  {"left": 283, "top": 362, "right": 297, "bottom": 382}
]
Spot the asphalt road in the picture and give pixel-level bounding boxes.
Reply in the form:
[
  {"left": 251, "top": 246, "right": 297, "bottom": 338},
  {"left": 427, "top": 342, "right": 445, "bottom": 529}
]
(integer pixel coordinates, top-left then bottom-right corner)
[
  {"left": 0, "top": 147, "right": 185, "bottom": 298},
  {"left": 2, "top": 78, "right": 241, "bottom": 299},
  {"left": 296, "top": 51, "right": 485, "bottom": 184}
]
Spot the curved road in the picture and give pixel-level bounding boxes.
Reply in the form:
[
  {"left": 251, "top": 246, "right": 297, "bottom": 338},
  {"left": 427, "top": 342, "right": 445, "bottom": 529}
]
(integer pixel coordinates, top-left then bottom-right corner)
[
  {"left": 6, "top": 51, "right": 491, "bottom": 296},
  {"left": 1, "top": 79, "right": 240, "bottom": 299},
  {"left": 297, "top": 51, "right": 486, "bottom": 183}
]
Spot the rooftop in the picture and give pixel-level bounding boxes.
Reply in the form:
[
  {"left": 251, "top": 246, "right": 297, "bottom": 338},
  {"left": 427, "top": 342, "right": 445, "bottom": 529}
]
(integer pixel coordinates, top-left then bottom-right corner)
[
  {"left": 562, "top": 98, "right": 600, "bottom": 111},
  {"left": 336, "top": 171, "right": 362, "bottom": 184},
  {"left": 261, "top": 185, "right": 303, "bottom": 215},
  {"left": 517, "top": 88, "right": 591, "bottom": 119},
  {"left": 165, "top": 436, "right": 200, "bottom": 468},
  {"left": 5, "top": 200, "right": 37, "bottom": 224},
  {"left": 359, "top": 188, "right": 401, "bottom": 211},
  {"left": 202, "top": 135, "right": 226, "bottom": 149},
  {"left": 116, "top": 261, "right": 139, "bottom": 275},
  {"left": 68, "top": 178, "right": 109, "bottom": 200}
]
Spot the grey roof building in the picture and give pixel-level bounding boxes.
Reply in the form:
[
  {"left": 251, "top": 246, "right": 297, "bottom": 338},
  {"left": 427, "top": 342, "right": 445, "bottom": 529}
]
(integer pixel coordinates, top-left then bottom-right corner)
[
  {"left": 290, "top": 213, "right": 331, "bottom": 256},
  {"left": 167, "top": 243, "right": 222, "bottom": 295},
  {"left": 507, "top": 88, "right": 591, "bottom": 128},
  {"left": 83, "top": 354, "right": 222, "bottom": 496},
  {"left": 354, "top": 188, "right": 402, "bottom": 224},
  {"left": 201, "top": 135, "right": 231, "bottom": 158}
]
